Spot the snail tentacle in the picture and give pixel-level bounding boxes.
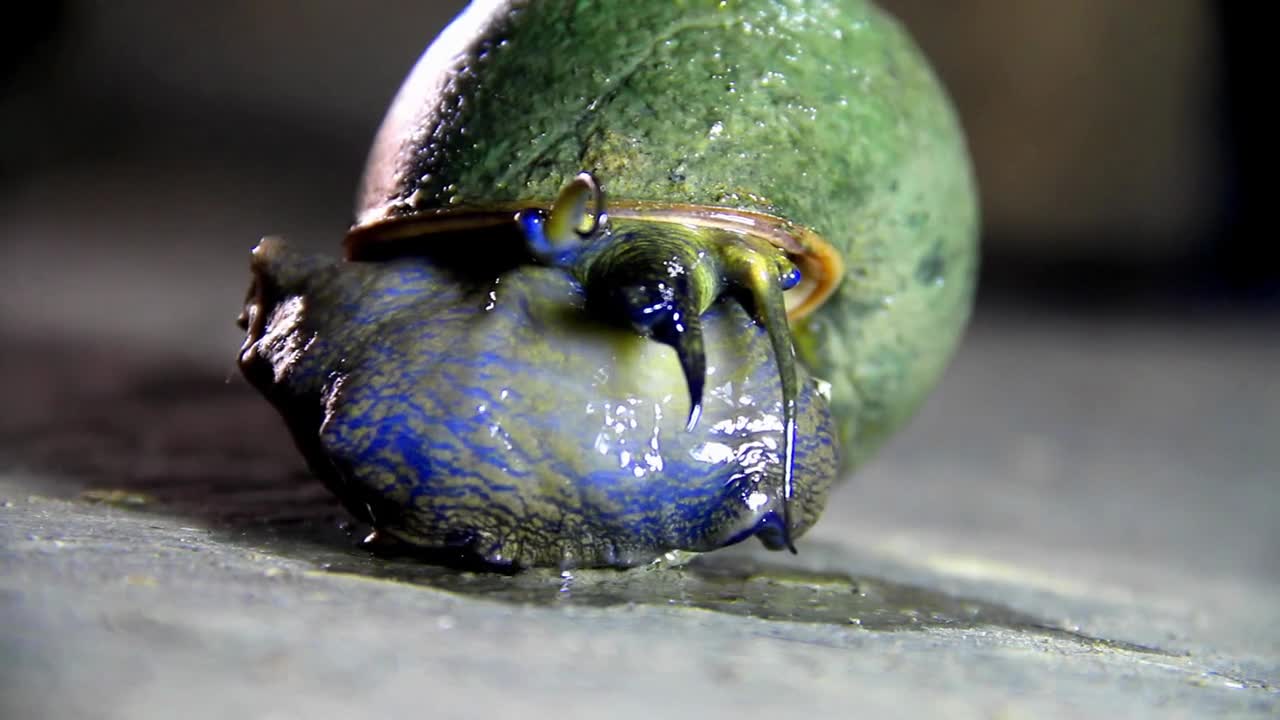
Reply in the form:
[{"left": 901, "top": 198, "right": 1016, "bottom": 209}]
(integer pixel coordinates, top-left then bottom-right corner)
[
  {"left": 719, "top": 238, "right": 802, "bottom": 552},
  {"left": 516, "top": 172, "right": 606, "bottom": 266},
  {"left": 577, "top": 224, "right": 717, "bottom": 430},
  {"left": 546, "top": 171, "right": 607, "bottom": 240},
  {"left": 617, "top": 282, "right": 708, "bottom": 431}
]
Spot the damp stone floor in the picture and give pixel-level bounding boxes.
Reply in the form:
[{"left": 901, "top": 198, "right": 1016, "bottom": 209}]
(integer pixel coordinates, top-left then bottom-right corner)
[
  {"left": 1, "top": 189, "right": 1279, "bottom": 718},
  {"left": 1, "top": 304, "right": 1277, "bottom": 719}
]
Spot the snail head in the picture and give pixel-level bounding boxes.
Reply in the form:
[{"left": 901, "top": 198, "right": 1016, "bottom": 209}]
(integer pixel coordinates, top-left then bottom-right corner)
[{"left": 516, "top": 173, "right": 805, "bottom": 550}]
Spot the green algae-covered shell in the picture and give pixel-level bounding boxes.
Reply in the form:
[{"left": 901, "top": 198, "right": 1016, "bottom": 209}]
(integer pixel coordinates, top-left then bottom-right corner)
[{"left": 351, "top": 0, "right": 979, "bottom": 474}]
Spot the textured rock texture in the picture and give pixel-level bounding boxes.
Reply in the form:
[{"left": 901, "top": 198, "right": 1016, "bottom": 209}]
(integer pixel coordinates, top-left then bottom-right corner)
[{"left": 2, "top": 311, "right": 1277, "bottom": 719}]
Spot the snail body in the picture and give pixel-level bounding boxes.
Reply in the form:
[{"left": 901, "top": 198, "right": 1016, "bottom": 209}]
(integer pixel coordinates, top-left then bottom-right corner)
[{"left": 238, "top": 0, "right": 977, "bottom": 569}]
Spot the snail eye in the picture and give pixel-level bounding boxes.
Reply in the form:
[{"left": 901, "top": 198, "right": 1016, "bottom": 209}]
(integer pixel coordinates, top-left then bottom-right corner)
[{"left": 780, "top": 264, "right": 802, "bottom": 291}]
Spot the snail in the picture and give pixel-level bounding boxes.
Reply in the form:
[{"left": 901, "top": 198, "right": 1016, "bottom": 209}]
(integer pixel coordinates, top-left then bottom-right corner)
[{"left": 237, "top": 0, "right": 978, "bottom": 569}]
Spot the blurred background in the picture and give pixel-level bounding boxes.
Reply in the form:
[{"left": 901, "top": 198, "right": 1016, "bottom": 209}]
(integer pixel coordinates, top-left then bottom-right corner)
[
  {"left": 1, "top": 0, "right": 1278, "bottom": 570},
  {"left": 1, "top": 5, "right": 1278, "bottom": 714},
  {"left": 2, "top": 0, "right": 1275, "bottom": 347},
  {"left": 2, "top": 0, "right": 1276, "bottom": 572}
]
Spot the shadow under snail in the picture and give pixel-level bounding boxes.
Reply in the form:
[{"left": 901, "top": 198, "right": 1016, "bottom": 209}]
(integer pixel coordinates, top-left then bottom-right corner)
[{"left": 237, "top": 0, "right": 978, "bottom": 569}]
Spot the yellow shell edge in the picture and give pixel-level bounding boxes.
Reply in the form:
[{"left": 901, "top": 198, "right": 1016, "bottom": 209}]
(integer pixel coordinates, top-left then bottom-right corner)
[{"left": 344, "top": 202, "right": 845, "bottom": 322}]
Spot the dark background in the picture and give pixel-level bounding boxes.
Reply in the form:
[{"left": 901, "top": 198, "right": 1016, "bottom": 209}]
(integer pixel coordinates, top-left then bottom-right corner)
[
  {"left": 2, "top": 0, "right": 1274, "bottom": 326},
  {"left": 1, "top": 6, "right": 1278, "bottom": 714},
  {"left": 1, "top": 2, "right": 1277, "bottom": 546}
]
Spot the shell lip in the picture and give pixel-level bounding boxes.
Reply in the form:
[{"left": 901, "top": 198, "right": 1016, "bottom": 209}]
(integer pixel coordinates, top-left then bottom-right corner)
[{"left": 344, "top": 202, "right": 844, "bottom": 321}]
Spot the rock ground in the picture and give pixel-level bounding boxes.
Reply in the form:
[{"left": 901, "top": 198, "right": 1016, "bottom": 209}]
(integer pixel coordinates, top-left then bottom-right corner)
[{"left": 1, "top": 164, "right": 1277, "bottom": 718}]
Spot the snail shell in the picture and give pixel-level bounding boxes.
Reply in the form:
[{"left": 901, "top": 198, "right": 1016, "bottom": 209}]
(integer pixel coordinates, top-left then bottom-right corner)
[
  {"left": 350, "top": 0, "right": 979, "bottom": 474},
  {"left": 237, "top": 0, "right": 977, "bottom": 569}
]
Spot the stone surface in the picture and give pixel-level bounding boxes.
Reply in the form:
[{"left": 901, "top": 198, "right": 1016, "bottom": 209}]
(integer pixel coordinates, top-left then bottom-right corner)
[
  {"left": 1, "top": 5, "right": 1273, "bottom": 715},
  {"left": 2, "top": 308, "right": 1278, "bottom": 719},
  {"left": 1, "top": 147, "right": 1277, "bottom": 720}
]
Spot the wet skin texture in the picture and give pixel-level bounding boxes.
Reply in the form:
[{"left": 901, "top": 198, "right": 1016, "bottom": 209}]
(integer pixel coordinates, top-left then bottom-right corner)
[
  {"left": 360, "top": 0, "right": 980, "bottom": 475},
  {"left": 240, "top": 238, "right": 836, "bottom": 569},
  {"left": 239, "top": 0, "right": 978, "bottom": 570}
]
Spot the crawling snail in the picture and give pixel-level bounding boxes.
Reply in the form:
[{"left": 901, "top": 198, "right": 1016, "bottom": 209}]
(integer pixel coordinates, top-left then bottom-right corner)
[{"left": 238, "top": 0, "right": 978, "bottom": 569}]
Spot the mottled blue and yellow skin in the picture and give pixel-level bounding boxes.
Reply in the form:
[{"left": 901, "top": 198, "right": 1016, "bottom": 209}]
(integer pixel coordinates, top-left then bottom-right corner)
[
  {"left": 358, "top": 0, "right": 980, "bottom": 480},
  {"left": 237, "top": 0, "right": 980, "bottom": 569},
  {"left": 239, "top": 236, "right": 836, "bottom": 568}
]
